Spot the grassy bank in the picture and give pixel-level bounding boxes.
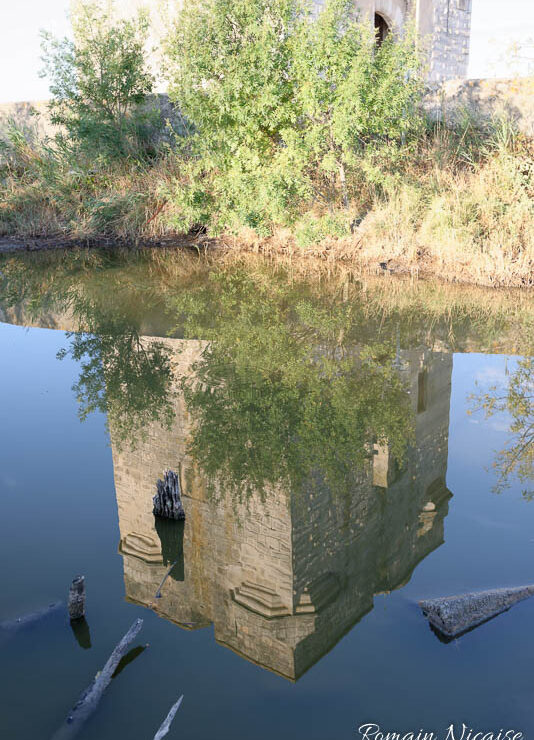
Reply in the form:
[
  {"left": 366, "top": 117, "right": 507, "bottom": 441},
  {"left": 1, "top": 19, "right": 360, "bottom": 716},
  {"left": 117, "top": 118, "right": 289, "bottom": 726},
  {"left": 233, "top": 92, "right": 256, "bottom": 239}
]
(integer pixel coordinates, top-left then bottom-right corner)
[
  {"left": 1, "top": 0, "right": 533, "bottom": 288},
  {"left": 2, "top": 119, "right": 533, "bottom": 287}
]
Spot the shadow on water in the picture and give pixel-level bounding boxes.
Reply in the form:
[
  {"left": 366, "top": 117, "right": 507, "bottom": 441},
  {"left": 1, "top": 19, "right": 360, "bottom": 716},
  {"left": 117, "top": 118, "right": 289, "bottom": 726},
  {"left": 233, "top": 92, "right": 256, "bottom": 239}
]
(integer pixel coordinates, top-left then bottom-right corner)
[
  {"left": 155, "top": 518, "right": 185, "bottom": 580},
  {"left": 111, "top": 644, "right": 148, "bottom": 678},
  {"left": 70, "top": 618, "right": 92, "bottom": 650}
]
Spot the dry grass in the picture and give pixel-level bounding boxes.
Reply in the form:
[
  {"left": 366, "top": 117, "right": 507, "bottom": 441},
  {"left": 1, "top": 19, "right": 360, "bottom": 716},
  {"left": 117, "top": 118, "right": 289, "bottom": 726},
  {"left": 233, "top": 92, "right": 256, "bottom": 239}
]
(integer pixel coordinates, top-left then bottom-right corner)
[{"left": 1, "top": 120, "right": 534, "bottom": 287}]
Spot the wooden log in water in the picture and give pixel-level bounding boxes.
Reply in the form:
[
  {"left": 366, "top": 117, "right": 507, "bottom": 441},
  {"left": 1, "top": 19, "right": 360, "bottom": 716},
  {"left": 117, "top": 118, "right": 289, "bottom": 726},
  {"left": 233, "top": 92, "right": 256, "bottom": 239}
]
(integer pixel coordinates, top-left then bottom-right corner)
[
  {"left": 153, "top": 694, "right": 184, "bottom": 740},
  {"left": 68, "top": 576, "right": 86, "bottom": 621},
  {"left": 153, "top": 470, "right": 185, "bottom": 521},
  {"left": 51, "top": 618, "right": 144, "bottom": 740}
]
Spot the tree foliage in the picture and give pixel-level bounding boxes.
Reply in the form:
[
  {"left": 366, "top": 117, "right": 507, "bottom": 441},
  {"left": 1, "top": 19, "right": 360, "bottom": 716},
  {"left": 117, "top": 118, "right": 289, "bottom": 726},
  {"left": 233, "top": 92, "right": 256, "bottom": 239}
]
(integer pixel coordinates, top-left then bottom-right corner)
[
  {"left": 169, "top": 269, "right": 414, "bottom": 500},
  {"left": 41, "top": 1, "right": 157, "bottom": 159},
  {"left": 164, "top": 0, "right": 423, "bottom": 233}
]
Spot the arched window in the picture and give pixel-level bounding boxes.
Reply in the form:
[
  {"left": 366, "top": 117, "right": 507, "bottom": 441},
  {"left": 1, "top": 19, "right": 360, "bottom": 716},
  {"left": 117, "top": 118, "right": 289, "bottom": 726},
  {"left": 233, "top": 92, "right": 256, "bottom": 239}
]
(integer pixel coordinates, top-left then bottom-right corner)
[{"left": 374, "top": 13, "right": 390, "bottom": 45}]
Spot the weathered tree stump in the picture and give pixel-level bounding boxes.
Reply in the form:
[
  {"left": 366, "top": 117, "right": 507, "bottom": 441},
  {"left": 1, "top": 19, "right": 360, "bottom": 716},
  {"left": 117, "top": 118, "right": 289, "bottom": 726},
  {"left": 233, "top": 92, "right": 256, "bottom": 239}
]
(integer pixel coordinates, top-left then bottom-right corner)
[
  {"left": 153, "top": 470, "right": 185, "bottom": 521},
  {"left": 68, "top": 576, "right": 86, "bottom": 621}
]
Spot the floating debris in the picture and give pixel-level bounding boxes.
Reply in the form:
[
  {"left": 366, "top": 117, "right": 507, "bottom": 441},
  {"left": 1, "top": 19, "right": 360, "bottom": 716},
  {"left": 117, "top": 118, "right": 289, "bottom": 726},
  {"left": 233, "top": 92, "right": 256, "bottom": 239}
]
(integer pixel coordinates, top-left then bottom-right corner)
[
  {"left": 420, "top": 585, "right": 534, "bottom": 639},
  {"left": 51, "top": 618, "right": 144, "bottom": 740},
  {"left": 153, "top": 694, "right": 184, "bottom": 740}
]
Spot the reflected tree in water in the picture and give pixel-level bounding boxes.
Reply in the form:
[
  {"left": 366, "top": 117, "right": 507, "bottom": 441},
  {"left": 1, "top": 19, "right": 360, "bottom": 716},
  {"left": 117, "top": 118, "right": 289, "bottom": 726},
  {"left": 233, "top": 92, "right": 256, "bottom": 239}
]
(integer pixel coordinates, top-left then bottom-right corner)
[
  {"left": 170, "top": 270, "right": 414, "bottom": 500},
  {"left": 58, "top": 306, "right": 175, "bottom": 449},
  {"left": 0, "top": 252, "right": 176, "bottom": 449},
  {"left": 472, "top": 358, "right": 534, "bottom": 499}
]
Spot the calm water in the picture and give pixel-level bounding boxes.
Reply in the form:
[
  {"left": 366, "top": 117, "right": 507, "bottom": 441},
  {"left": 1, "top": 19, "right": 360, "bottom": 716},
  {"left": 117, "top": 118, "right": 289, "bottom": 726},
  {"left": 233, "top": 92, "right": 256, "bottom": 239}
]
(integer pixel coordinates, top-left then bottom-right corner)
[{"left": 0, "top": 251, "right": 533, "bottom": 740}]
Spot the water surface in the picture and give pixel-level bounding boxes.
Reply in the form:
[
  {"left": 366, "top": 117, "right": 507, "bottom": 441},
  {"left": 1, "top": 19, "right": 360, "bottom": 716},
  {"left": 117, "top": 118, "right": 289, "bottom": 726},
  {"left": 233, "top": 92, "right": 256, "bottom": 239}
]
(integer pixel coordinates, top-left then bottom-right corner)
[{"left": 0, "top": 251, "right": 533, "bottom": 739}]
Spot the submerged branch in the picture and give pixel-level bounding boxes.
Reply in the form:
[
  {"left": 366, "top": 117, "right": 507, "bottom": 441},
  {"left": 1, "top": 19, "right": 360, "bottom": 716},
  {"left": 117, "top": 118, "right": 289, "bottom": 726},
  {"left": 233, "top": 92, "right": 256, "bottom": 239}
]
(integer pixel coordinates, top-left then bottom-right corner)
[
  {"left": 51, "top": 618, "right": 144, "bottom": 740},
  {"left": 0, "top": 602, "right": 63, "bottom": 631},
  {"left": 153, "top": 694, "right": 184, "bottom": 740}
]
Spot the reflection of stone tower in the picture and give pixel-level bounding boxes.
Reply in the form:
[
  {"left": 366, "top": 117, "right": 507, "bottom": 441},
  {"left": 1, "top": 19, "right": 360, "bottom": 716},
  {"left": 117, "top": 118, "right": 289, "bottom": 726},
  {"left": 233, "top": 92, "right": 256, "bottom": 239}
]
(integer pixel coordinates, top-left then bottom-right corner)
[{"left": 113, "top": 340, "right": 452, "bottom": 681}]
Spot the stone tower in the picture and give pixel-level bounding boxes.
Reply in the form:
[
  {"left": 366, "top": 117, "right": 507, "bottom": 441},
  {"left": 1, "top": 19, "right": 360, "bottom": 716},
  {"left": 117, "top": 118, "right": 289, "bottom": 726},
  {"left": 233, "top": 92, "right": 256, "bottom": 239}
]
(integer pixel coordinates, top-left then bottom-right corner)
[
  {"left": 337, "top": 0, "right": 473, "bottom": 82},
  {"left": 107, "top": 0, "right": 472, "bottom": 87},
  {"left": 112, "top": 338, "right": 453, "bottom": 680}
]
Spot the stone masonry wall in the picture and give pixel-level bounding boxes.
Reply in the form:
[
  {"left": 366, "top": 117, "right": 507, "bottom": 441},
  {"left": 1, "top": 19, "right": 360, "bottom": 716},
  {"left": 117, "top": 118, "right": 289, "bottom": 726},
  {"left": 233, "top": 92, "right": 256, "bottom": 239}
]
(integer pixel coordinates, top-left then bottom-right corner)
[
  {"left": 0, "top": 302, "right": 457, "bottom": 681},
  {"left": 111, "top": 337, "right": 453, "bottom": 680},
  {"left": 424, "top": 77, "right": 534, "bottom": 138},
  {"left": 428, "top": 0, "right": 472, "bottom": 82}
]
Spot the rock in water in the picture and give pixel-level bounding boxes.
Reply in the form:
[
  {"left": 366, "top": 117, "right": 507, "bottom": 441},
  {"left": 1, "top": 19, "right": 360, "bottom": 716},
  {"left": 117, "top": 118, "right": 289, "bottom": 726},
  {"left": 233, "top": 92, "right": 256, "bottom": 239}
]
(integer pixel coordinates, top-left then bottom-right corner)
[
  {"left": 420, "top": 585, "right": 534, "bottom": 639},
  {"left": 153, "top": 470, "right": 185, "bottom": 521},
  {"left": 68, "top": 576, "right": 86, "bottom": 621}
]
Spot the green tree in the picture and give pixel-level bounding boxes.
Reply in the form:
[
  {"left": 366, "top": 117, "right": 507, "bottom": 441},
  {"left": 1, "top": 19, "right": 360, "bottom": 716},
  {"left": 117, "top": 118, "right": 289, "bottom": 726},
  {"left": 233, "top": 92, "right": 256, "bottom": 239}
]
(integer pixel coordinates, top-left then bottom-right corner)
[
  {"left": 41, "top": 1, "right": 157, "bottom": 159},
  {"left": 164, "top": 0, "right": 423, "bottom": 233},
  {"left": 58, "top": 311, "right": 176, "bottom": 450},
  {"left": 165, "top": 0, "right": 302, "bottom": 233},
  {"left": 290, "top": 0, "right": 423, "bottom": 209}
]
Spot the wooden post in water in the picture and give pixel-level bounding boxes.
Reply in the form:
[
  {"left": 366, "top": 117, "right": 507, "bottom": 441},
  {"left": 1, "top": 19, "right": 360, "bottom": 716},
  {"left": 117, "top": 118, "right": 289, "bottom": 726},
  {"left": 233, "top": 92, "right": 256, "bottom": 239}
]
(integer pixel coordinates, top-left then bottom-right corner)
[
  {"left": 153, "top": 470, "right": 185, "bottom": 521},
  {"left": 68, "top": 576, "right": 86, "bottom": 620}
]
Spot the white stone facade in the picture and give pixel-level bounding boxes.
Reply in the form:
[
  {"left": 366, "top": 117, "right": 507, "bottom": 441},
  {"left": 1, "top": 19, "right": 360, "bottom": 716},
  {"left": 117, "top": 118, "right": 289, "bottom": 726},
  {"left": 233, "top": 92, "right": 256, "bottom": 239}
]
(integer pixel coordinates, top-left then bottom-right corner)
[
  {"left": 346, "top": 0, "right": 473, "bottom": 82},
  {"left": 107, "top": 0, "right": 472, "bottom": 87}
]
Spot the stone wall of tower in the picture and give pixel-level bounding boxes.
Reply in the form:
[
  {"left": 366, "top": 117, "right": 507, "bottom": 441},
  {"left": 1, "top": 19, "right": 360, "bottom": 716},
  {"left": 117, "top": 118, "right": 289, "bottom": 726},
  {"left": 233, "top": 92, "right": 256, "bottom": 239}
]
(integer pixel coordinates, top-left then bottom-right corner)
[
  {"left": 427, "top": 0, "right": 472, "bottom": 82},
  {"left": 285, "top": 349, "right": 452, "bottom": 677},
  {"left": 0, "top": 300, "right": 456, "bottom": 681},
  {"left": 106, "top": 0, "right": 471, "bottom": 85},
  {"left": 113, "top": 337, "right": 297, "bottom": 615}
]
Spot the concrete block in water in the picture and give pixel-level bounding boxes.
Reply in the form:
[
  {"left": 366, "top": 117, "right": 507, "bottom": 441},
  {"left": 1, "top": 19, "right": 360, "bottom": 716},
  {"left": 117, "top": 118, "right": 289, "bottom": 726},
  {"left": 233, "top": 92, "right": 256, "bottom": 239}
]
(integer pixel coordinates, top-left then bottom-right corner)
[{"left": 420, "top": 585, "right": 534, "bottom": 639}]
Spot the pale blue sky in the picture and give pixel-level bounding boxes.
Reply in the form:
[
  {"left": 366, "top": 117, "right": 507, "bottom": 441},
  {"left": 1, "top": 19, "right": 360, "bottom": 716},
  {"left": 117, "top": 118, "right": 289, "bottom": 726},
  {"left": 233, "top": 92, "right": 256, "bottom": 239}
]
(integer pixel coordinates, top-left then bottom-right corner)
[{"left": 0, "top": 0, "right": 533, "bottom": 103}]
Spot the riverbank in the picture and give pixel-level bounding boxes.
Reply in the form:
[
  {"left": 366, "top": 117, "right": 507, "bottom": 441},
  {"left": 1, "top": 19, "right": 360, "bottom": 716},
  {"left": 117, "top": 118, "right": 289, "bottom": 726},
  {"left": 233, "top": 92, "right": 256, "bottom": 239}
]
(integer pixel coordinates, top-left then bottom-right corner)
[
  {"left": 2, "top": 0, "right": 533, "bottom": 289},
  {"left": 2, "top": 108, "right": 534, "bottom": 288},
  {"left": 2, "top": 124, "right": 534, "bottom": 287},
  {"left": 1, "top": 222, "right": 533, "bottom": 288}
]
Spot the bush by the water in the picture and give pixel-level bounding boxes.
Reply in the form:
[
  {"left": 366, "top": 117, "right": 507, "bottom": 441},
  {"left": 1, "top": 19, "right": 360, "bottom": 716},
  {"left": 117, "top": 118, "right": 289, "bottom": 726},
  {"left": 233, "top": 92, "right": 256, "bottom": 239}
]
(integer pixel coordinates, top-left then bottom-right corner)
[{"left": 0, "top": 0, "right": 533, "bottom": 287}]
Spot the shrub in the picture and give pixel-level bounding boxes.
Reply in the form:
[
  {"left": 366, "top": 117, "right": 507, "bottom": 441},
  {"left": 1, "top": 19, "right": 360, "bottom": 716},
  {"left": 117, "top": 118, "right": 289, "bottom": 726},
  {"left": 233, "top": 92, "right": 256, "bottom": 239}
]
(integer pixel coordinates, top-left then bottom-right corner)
[
  {"left": 164, "top": 0, "right": 423, "bottom": 233},
  {"left": 294, "top": 213, "right": 351, "bottom": 248},
  {"left": 40, "top": 1, "right": 158, "bottom": 160}
]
